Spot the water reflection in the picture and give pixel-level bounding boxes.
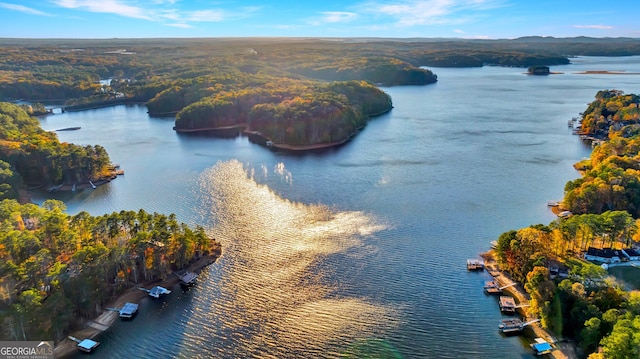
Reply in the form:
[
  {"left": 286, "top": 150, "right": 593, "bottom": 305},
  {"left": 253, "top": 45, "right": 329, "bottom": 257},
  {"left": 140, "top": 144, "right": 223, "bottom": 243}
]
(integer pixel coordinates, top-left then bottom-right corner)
[{"left": 187, "top": 160, "right": 396, "bottom": 358}]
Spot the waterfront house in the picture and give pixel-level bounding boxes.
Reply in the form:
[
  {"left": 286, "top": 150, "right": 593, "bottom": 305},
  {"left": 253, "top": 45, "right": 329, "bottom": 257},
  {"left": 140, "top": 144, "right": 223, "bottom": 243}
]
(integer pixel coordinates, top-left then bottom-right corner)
[
  {"left": 622, "top": 248, "right": 640, "bottom": 261},
  {"left": 584, "top": 247, "right": 626, "bottom": 264}
]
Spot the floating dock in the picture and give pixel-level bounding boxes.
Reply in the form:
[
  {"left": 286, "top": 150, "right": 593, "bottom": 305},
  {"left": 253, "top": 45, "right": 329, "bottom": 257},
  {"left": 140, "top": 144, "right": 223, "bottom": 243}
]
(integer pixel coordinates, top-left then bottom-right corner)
[
  {"left": 499, "top": 318, "right": 524, "bottom": 334},
  {"left": 531, "top": 338, "right": 554, "bottom": 356},
  {"left": 499, "top": 296, "right": 517, "bottom": 314},
  {"left": 178, "top": 271, "right": 198, "bottom": 287},
  {"left": 484, "top": 280, "right": 502, "bottom": 294},
  {"left": 118, "top": 302, "right": 139, "bottom": 319},
  {"left": 466, "top": 259, "right": 485, "bottom": 271},
  {"left": 68, "top": 336, "right": 100, "bottom": 353},
  {"left": 139, "top": 285, "right": 172, "bottom": 298},
  {"left": 499, "top": 318, "right": 540, "bottom": 334}
]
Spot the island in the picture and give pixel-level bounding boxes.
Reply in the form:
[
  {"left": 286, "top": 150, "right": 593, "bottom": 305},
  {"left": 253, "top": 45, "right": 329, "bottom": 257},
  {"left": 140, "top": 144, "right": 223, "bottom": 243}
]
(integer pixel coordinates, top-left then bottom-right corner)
[
  {"left": 3, "top": 37, "right": 640, "bottom": 150},
  {"left": 172, "top": 80, "right": 393, "bottom": 149},
  {"left": 527, "top": 65, "right": 550, "bottom": 75}
]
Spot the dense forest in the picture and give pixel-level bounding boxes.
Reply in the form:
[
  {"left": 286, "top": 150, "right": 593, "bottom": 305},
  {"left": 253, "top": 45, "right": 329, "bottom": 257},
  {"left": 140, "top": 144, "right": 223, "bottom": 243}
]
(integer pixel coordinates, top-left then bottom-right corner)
[
  {"left": 0, "top": 102, "right": 220, "bottom": 343},
  {"left": 0, "top": 198, "right": 220, "bottom": 342},
  {"left": 494, "top": 91, "right": 640, "bottom": 358},
  {"left": 0, "top": 103, "right": 112, "bottom": 189},
  {"left": 564, "top": 90, "right": 640, "bottom": 216},
  {"left": 2, "top": 37, "right": 638, "bottom": 147}
]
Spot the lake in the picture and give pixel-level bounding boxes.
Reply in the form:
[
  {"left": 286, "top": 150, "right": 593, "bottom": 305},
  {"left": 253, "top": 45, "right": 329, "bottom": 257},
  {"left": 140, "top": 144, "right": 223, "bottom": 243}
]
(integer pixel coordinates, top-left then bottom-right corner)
[{"left": 36, "top": 56, "right": 640, "bottom": 358}]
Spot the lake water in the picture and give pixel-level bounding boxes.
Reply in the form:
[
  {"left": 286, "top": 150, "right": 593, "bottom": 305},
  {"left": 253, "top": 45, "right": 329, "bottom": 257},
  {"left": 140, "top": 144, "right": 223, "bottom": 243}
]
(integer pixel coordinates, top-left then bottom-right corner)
[{"left": 36, "top": 56, "right": 640, "bottom": 358}]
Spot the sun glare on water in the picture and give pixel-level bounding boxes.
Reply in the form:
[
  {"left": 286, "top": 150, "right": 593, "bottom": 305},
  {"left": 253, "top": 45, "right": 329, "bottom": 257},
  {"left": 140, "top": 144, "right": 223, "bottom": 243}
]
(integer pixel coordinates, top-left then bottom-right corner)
[{"left": 188, "top": 160, "right": 398, "bottom": 357}]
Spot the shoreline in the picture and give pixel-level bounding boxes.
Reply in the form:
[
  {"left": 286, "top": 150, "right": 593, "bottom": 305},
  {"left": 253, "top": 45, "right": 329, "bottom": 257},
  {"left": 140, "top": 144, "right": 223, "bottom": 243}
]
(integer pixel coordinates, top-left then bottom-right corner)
[
  {"left": 53, "top": 250, "right": 221, "bottom": 358},
  {"left": 480, "top": 251, "right": 578, "bottom": 359}
]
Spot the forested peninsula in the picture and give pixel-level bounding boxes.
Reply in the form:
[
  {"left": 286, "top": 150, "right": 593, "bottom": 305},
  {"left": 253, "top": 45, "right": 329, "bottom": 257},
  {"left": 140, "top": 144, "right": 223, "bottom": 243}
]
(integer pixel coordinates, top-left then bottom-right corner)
[
  {"left": 0, "top": 102, "right": 222, "bottom": 344},
  {"left": 2, "top": 37, "right": 639, "bottom": 148},
  {"left": 0, "top": 102, "right": 113, "bottom": 193},
  {"left": 491, "top": 90, "right": 640, "bottom": 358}
]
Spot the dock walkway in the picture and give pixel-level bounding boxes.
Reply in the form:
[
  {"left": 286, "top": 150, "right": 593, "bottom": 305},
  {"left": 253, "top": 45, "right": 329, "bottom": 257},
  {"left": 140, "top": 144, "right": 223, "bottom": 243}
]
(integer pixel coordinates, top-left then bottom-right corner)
[{"left": 481, "top": 252, "right": 577, "bottom": 359}]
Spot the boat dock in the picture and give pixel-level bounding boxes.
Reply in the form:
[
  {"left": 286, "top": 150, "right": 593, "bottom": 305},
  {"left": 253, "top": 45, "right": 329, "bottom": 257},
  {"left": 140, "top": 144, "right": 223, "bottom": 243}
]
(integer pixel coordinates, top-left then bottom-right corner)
[
  {"left": 466, "top": 259, "right": 485, "bottom": 271},
  {"left": 118, "top": 302, "right": 139, "bottom": 319},
  {"left": 531, "top": 337, "right": 554, "bottom": 356},
  {"left": 484, "top": 280, "right": 502, "bottom": 294},
  {"left": 139, "top": 285, "right": 172, "bottom": 298},
  {"left": 499, "top": 318, "right": 541, "bottom": 334},
  {"left": 499, "top": 296, "right": 517, "bottom": 313},
  {"left": 484, "top": 281, "right": 518, "bottom": 294},
  {"left": 178, "top": 271, "right": 198, "bottom": 287},
  {"left": 476, "top": 253, "right": 566, "bottom": 357},
  {"left": 67, "top": 336, "right": 100, "bottom": 353}
]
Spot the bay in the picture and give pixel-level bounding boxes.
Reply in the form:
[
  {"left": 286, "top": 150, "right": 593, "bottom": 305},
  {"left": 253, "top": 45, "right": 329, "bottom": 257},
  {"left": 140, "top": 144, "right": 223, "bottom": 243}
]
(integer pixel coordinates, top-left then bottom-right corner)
[{"left": 35, "top": 56, "right": 640, "bottom": 358}]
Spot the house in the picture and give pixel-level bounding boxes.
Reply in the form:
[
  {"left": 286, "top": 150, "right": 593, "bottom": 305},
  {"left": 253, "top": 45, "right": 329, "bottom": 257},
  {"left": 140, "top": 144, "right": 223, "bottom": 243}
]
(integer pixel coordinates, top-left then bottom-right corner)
[
  {"left": 622, "top": 248, "right": 640, "bottom": 261},
  {"left": 584, "top": 247, "right": 626, "bottom": 264}
]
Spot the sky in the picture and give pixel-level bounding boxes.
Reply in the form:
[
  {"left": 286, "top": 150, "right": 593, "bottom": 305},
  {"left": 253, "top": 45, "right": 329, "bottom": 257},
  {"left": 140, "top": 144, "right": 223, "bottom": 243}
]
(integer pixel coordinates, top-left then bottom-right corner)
[{"left": 0, "top": 0, "right": 638, "bottom": 39}]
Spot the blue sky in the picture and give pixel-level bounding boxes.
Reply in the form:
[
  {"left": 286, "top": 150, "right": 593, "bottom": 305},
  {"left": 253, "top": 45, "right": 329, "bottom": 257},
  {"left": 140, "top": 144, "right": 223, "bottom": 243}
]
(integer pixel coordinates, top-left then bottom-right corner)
[{"left": 0, "top": 0, "right": 638, "bottom": 39}]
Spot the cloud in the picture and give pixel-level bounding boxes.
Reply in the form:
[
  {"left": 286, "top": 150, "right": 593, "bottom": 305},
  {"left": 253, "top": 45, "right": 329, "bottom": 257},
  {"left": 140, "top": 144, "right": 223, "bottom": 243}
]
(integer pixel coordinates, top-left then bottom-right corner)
[
  {"left": 53, "top": 0, "right": 151, "bottom": 20},
  {"left": 185, "top": 9, "right": 225, "bottom": 22},
  {"left": 573, "top": 24, "right": 613, "bottom": 30},
  {"left": 321, "top": 11, "right": 358, "bottom": 23},
  {"left": 51, "top": 1, "right": 261, "bottom": 26},
  {"left": 453, "top": 29, "right": 465, "bottom": 33},
  {"left": 0, "top": 2, "right": 50, "bottom": 15},
  {"left": 307, "top": 11, "right": 358, "bottom": 26},
  {"left": 359, "top": 0, "right": 504, "bottom": 27}
]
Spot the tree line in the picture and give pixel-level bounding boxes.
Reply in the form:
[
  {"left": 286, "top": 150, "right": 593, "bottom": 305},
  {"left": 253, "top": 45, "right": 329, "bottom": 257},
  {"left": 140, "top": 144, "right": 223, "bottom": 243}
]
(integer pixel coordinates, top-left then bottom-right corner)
[
  {"left": 564, "top": 90, "right": 640, "bottom": 217},
  {"left": 0, "top": 103, "right": 111, "bottom": 189},
  {"left": 0, "top": 199, "right": 219, "bottom": 342},
  {"left": 494, "top": 90, "right": 640, "bottom": 358},
  {"left": 174, "top": 80, "right": 392, "bottom": 146}
]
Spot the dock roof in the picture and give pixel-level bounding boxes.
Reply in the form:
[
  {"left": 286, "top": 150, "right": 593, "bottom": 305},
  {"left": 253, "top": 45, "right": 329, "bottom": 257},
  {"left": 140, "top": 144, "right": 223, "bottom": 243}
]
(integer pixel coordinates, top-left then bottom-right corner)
[
  {"left": 78, "top": 339, "right": 99, "bottom": 351},
  {"left": 119, "top": 302, "right": 139, "bottom": 316}
]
